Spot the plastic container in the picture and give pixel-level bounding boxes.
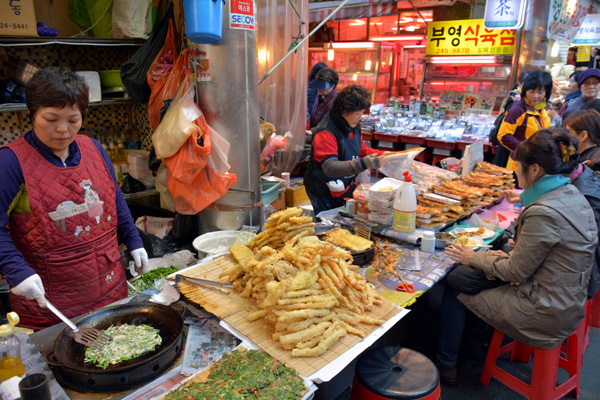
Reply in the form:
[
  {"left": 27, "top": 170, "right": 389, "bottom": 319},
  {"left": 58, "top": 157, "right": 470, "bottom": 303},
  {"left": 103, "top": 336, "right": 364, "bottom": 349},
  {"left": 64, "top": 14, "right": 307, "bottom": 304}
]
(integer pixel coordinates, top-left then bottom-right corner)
[
  {"left": 393, "top": 171, "right": 416, "bottom": 233},
  {"left": 261, "top": 181, "right": 282, "bottom": 206},
  {"left": 421, "top": 231, "right": 436, "bottom": 253},
  {"left": 183, "top": 0, "right": 225, "bottom": 44},
  {"left": 0, "top": 312, "right": 25, "bottom": 382},
  {"left": 98, "top": 70, "right": 124, "bottom": 87},
  {"left": 192, "top": 230, "right": 256, "bottom": 259}
]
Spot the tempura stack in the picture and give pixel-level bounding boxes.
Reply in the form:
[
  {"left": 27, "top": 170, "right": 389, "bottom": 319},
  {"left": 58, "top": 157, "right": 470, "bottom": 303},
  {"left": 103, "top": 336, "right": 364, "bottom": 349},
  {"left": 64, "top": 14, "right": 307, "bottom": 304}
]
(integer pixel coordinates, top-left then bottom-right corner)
[{"left": 221, "top": 208, "right": 384, "bottom": 357}]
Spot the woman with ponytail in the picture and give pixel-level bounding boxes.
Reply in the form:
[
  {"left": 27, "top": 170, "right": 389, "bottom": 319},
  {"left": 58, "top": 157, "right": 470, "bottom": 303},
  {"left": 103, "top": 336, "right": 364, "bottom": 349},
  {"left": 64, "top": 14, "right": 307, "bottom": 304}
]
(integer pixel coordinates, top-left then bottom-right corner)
[{"left": 437, "top": 129, "right": 597, "bottom": 386}]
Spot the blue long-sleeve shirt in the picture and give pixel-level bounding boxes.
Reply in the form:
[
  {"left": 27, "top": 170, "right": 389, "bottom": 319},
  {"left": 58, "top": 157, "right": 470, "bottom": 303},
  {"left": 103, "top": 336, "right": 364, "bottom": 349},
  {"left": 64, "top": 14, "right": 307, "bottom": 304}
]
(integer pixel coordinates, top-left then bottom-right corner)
[{"left": 0, "top": 130, "right": 143, "bottom": 287}]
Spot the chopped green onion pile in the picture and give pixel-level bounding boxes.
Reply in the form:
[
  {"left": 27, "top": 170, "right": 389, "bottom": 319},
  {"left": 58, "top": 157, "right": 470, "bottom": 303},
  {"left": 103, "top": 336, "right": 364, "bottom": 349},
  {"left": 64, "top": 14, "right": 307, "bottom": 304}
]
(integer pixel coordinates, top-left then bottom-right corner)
[{"left": 164, "top": 350, "right": 305, "bottom": 399}]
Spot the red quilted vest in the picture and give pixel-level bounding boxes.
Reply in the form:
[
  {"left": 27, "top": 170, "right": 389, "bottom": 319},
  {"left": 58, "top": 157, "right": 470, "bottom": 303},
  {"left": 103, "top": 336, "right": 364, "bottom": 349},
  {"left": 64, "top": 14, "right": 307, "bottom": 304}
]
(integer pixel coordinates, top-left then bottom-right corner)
[{"left": 7, "top": 135, "right": 127, "bottom": 329}]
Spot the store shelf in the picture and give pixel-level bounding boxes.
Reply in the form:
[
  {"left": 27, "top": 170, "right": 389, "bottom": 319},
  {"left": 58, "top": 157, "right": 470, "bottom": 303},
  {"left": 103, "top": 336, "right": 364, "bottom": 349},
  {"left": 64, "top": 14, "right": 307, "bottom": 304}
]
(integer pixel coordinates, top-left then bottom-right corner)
[
  {"left": 0, "top": 99, "right": 135, "bottom": 112},
  {"left": 0, "top": 36, "right": 144, "bottom": 46}
]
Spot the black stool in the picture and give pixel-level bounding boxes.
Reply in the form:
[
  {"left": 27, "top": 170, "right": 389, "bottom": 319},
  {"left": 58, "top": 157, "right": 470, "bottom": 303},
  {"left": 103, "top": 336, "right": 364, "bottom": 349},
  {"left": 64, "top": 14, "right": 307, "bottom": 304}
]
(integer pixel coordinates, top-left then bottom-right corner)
[{"left": 351, "top": 346, "right": 441, "bottom": 400}]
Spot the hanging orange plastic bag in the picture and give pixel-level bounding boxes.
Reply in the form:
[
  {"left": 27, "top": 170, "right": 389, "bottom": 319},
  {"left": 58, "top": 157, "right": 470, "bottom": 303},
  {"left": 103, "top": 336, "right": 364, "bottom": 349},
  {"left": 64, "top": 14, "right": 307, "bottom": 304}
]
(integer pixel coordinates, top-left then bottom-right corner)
[
  {"left": 163, "top": 119, "right": 237, "bottom": 215},
  {"left": 148, "top": 49, "right": 195, "bottom": 131}
]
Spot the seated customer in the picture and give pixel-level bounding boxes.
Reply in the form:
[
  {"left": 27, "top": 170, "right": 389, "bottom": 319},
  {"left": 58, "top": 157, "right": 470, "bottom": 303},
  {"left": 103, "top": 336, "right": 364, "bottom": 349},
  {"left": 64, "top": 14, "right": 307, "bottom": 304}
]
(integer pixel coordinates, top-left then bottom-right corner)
[
  {"left": 565, "top": 109, "right": 600, "bottom": 170},
  {"left": 437, "top": 129, "right": 597, "bottom": 386}
]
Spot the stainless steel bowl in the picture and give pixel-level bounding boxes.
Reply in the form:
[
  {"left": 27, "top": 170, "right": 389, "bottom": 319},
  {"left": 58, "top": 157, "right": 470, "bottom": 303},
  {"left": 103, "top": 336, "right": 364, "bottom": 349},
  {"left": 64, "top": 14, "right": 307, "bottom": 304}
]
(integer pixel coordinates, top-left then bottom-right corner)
[{"left": 435, "top": 232, "right": 454, "bottom": 249}]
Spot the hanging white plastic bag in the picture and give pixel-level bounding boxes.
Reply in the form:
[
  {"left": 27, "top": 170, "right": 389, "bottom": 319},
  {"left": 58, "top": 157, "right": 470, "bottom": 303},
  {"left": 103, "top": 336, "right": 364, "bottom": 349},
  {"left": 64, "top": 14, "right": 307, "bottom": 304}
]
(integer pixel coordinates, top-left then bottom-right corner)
[
  {"left": 152, "top": 84, "right": 202, "bottom": 159},
  {"left": 207, "top": 125, "right": 231, "bottom": 173},
  {"left": 112, "top": 0, "right": 151, "bottom": 39},
  {"left": 379, "top": 148, "right": 424, "bottom": 180}
]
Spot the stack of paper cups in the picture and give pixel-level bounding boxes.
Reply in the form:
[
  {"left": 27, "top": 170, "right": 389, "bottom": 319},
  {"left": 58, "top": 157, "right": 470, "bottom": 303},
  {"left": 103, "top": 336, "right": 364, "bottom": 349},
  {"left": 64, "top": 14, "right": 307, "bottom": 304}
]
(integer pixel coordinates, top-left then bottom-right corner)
[{"left": 281, "top": 172, "right": 291, "bottom": 188}]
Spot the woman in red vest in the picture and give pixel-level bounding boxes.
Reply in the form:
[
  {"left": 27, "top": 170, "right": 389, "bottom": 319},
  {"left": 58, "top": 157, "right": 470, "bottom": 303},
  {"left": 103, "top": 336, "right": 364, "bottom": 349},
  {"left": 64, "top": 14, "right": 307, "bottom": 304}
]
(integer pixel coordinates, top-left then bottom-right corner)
[{"left": 0, "top": 68, "right": 148, "bottom": 329}]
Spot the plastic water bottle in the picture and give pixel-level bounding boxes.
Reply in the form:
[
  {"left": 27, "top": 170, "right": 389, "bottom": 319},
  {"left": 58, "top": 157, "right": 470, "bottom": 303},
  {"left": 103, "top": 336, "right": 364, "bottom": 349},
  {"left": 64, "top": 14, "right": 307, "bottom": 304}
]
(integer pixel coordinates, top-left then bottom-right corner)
[
  {"left": 409, "top": 96, "right": 415, "bottom": 113},
  {"left": 0, "top": 312, "right": 25, "bottom": 382},
  {"left": 393, "top": 171, "right": 416, "bottom": 233}
]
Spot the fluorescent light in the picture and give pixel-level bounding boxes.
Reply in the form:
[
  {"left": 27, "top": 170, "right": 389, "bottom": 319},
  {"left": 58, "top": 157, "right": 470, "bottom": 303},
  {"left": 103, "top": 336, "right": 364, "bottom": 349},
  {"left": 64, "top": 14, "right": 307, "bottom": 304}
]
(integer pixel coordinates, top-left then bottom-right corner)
[
  {"left": 430, "top": 56, "right": 498, "bottom": 64},
  {"left": 331, "top": 42, "right": 375, "bottom": 49},
  {"left": 370, "top": 36, "right": 424, "bottom": 41},
  {"left": 404, "top": 45, "right": 426, "bottom": 48},
  {"left": 327, "top": 48, "right": 335, "bottom": 61},
  {"left": 352, "top": 73, "right": 358, "bottom": 81},
  {"left": 365, "top": 60, "right": 372, "bottom": 70},
  {"left": 349, "top": 20, "right": 366, "bottom": 26}
]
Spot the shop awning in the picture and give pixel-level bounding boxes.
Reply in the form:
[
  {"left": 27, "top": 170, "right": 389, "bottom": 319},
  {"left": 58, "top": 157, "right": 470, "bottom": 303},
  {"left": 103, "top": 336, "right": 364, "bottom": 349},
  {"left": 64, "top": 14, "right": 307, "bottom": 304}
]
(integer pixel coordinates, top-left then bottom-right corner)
[{"left": 309, "top": 0, "right": 398, "bottom": 23}]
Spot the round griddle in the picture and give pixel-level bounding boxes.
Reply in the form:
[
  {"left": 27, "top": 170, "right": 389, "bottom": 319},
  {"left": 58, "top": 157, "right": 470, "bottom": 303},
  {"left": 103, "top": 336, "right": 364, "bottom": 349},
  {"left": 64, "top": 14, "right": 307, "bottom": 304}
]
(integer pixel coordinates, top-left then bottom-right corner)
[{"left": 46, "top": 302, "right": 184, "bottom": 392}]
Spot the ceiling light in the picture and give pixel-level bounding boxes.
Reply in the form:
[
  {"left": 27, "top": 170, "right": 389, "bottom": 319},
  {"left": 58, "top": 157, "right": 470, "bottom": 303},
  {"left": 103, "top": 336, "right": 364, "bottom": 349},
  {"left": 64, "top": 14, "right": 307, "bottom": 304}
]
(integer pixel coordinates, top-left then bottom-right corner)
[
  {"left": 404, "top": 45, "right": 426, "bottom": 48},
  {"left": 365, "top": 59, "right": 372, "bottom": 70},
  {"left": 370, "top": 36, "right": 424, "bottom": 41},
  {"left": 430, "top": 56, "right": 498, "bottom": 64},
  {"left": 331, "top": 42, "right": 375, "bottom": 49},
  {"left": 352, "top": 73, "right": 358, "bottom": 81}
]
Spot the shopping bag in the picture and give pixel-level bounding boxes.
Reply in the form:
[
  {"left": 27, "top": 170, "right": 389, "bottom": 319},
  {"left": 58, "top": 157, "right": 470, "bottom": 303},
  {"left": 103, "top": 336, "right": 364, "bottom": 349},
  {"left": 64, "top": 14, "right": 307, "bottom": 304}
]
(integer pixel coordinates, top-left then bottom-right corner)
[
  {"left": 121, "top": 2, "right": 174, "bottom": 102},
  {"left": 152, "top": 83, "right": 202, "bottom": 159},
  {"left": 163, "top": 123, "right": 237, "bottom": 214},
  {"left": 148, "top": 49, "right": 200, "bottom": 131}
]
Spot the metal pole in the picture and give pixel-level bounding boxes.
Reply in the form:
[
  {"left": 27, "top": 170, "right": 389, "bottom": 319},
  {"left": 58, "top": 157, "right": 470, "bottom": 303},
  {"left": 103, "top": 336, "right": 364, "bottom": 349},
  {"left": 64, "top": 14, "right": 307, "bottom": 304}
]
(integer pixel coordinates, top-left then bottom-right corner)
[{"left": 258, "top": 0, "right": 353, "bottom": 85}]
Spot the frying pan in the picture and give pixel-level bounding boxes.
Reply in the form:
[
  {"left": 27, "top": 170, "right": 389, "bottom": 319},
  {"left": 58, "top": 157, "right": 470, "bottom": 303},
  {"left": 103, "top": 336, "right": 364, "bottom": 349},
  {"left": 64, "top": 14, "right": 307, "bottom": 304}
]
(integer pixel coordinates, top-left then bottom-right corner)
[{"left": 46, "top": 302, "right": 184, "bottom": 373}]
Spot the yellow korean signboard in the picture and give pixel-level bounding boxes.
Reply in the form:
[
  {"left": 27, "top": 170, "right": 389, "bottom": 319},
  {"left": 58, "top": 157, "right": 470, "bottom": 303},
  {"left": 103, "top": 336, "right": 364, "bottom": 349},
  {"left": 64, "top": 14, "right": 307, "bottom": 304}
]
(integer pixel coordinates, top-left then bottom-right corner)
[{"left": 426, "top": 19, "right": 517, "bottom": 56}]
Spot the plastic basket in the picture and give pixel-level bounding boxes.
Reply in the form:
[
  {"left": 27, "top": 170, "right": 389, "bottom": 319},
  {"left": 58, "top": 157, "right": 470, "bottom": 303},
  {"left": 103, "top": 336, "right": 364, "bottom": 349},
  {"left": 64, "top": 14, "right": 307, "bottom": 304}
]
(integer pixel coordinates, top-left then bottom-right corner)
[{"left": 261, "top": 181, "right": 282, "bottom": 206}]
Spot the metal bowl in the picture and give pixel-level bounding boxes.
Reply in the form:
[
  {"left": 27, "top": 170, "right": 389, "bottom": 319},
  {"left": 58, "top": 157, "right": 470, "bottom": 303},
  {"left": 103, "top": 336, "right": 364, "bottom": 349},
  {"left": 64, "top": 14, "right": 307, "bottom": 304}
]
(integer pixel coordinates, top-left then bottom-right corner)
[
  {"left": 435, "top": 232, "right": 454, "bottom": 249},
  {"left": 192, "top": 230, "right": 256, "bottom": 259}
]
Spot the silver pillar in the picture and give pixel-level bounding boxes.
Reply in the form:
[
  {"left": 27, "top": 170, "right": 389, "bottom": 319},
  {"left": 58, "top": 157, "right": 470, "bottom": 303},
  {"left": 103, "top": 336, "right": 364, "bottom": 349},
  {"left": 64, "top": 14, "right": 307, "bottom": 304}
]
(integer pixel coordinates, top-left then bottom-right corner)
[
  {"left": 191, "top": 16, "right": 262, "bottom": 233},
  {"left": 516, "top": 0, "right": 551, "bottom": 76}
]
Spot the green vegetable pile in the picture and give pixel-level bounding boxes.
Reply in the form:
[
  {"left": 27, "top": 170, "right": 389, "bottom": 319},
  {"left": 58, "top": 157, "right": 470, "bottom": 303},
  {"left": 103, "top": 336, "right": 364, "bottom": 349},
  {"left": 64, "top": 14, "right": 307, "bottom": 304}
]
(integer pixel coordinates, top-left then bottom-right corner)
[
  {"left": 128, "top": 266, "right": 179, "bottom": 294},
  {"left": 164, "top": 350, "right": 305, "bottom": 400},
  {"left": 84, "top": 324, "right": 162, "bottom": 369}
]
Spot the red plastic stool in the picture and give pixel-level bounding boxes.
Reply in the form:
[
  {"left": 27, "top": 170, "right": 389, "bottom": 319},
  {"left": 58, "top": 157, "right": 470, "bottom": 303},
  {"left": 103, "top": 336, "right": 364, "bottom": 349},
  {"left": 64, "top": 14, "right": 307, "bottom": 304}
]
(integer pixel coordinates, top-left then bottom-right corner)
[
  {"left": 351, "top": 346, "right": 441, "bottom": 400},
  {"left": 480, "top": 319, "right": 585, "bottom": 400},
  {"left": 591, "top": 290, "right": 600, "bottom": 329}
]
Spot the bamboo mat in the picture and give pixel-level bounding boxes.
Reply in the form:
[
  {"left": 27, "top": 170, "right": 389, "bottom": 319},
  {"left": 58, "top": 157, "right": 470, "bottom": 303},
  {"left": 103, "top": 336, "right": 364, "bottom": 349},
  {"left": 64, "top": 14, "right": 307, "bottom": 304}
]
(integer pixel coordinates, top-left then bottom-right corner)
[{"left": 176, "top": 255, "right": 403, "bottom": 377}]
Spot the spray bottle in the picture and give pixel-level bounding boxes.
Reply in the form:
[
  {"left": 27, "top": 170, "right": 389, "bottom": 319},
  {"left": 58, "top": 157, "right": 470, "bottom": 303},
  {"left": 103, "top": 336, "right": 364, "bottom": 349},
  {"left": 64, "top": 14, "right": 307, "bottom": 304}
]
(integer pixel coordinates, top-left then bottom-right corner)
[{"left": 393, "top": 171, "right": 416, "bottom": 233}]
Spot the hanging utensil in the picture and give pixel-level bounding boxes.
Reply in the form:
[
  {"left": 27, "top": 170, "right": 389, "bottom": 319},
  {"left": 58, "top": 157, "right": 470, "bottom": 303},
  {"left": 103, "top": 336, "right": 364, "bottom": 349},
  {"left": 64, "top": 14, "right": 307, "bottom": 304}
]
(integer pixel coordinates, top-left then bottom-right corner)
[{"left": 46, "top": 300, "right": 112, "bottom": 350}]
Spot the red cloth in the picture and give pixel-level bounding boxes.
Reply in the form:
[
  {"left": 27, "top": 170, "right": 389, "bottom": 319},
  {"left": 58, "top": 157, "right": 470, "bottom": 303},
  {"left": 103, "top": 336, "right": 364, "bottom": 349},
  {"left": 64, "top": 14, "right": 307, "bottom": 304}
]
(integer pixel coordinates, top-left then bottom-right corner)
[
  {"left": 7, "top": 136, "right": 126, "bottom": 329},
  {"left": 313, "top": 131, "right": 384, "bottom": 163}
]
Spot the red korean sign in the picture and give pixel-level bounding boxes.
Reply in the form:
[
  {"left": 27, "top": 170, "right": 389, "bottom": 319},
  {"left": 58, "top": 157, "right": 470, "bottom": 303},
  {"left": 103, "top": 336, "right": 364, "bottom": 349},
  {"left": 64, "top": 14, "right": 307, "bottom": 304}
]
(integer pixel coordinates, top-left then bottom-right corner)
[
  {"left": 426, "top": 19, "right": 517, "bottom": 56},
  {"left": 230, "top": 0, "right": 255, "bottom": 31}
]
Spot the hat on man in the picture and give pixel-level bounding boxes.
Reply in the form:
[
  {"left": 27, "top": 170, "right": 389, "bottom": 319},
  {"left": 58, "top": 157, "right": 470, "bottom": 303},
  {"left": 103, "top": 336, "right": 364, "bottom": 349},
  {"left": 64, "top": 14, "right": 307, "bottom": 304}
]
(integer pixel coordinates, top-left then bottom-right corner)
[
  {"left": 312, "top": 67, "right": 339, "bottom": 91},
  {"left": 578, "top": 68, "right": 600, "bottom": 88}
]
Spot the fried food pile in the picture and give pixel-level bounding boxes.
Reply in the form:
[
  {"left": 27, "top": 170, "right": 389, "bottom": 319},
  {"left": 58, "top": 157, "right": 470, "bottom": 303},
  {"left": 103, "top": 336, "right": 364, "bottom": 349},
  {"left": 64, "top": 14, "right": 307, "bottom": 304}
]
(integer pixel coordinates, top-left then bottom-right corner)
[
  {"left": 324, "top": 227, "right": 374, "bottom": 253},
  {"left": 246, "top": 208, "right": 315, "bottom": 250},
  {"left": 415, "top": 161, "right": 514, "bottom": 228},
  {"left": 221, "top": 209, "right": 384, "bottom": 357}
]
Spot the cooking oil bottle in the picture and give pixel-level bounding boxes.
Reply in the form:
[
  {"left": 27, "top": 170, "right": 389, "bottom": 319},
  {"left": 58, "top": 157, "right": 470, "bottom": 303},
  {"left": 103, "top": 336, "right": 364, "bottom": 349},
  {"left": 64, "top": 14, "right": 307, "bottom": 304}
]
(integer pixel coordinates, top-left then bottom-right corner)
[
  {"left": 393, "top": 171, "right": 416, "bottom": 233},
  {"left": 0, "top": 312, "right": 25, "bottom": 382}
]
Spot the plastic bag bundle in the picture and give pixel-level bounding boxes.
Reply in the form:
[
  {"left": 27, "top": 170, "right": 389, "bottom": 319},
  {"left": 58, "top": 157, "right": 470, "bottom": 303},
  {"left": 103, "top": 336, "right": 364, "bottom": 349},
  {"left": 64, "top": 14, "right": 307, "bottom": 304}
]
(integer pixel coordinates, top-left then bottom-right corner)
[
  {"left": 152, "top": 84, "right": 202, "bottom": 159},
  {"left": 121, "top": 2, "right": 174, "bottom": 102}
]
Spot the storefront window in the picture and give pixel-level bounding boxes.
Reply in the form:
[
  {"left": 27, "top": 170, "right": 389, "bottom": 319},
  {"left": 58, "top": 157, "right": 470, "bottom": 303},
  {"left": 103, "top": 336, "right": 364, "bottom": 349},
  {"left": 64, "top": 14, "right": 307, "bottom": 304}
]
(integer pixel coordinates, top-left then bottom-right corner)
[
  {"left": 339, "top": 19, "right": 368, "bottom": 41},
  {"left": 396, "top": 9, "right": 432, "bottom": 35},
  {"left": 368, "top": 16, "right": 400, "bottom": 37}
]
